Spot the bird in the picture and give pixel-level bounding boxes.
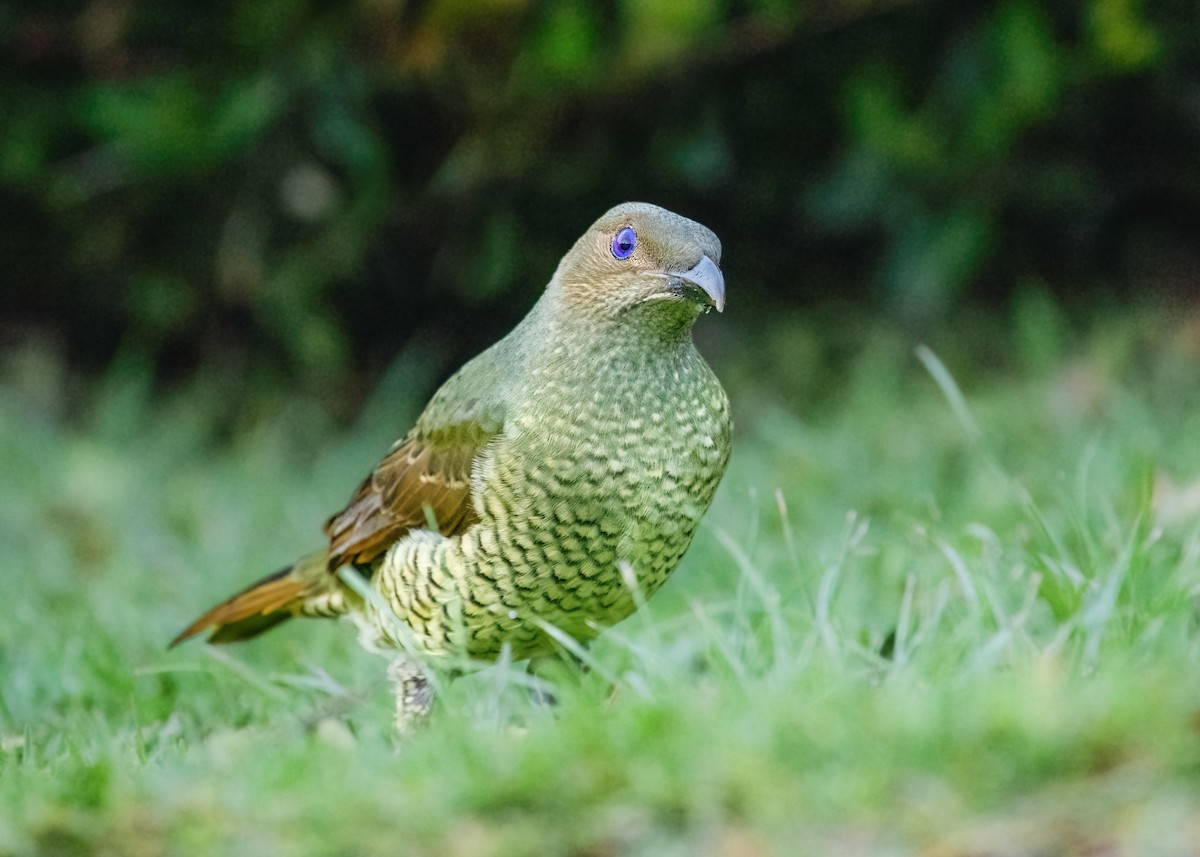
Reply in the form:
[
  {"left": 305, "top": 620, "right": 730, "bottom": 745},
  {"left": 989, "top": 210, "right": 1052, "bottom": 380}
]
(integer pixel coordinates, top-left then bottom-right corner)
[{"left": 171, "top": 202, "right": 732, "bottom": 728}]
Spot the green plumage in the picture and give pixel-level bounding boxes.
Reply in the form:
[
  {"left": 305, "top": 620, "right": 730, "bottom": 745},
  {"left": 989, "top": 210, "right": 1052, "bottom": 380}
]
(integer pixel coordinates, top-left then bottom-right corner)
[
  {"left": 373, "top": 314, "right": 729, "bottom": 658},
  {"left": 174, "top": 202, "right": 731, "bottom": 723},
  {"left": 367, "top": 204, "right": 730, "bottom": 659}
]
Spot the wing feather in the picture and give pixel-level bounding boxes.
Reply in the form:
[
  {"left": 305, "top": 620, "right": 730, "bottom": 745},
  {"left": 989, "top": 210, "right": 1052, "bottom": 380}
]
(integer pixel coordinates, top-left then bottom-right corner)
[{"left": 324, "top": 424, "right": 493, "bottom": 569}]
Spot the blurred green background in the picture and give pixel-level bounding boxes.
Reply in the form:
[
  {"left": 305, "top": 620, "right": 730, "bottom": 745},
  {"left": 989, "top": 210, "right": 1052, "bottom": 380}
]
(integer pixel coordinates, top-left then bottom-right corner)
[{"left": 4, "top": 0, "right": 1198, "bottom": 415}]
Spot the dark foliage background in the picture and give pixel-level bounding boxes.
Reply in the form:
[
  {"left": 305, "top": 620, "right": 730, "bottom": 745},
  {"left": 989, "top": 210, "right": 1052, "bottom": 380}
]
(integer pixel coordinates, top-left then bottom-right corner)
[{"left": 3, "top": 0, "right": 1198, "bottom": 410}]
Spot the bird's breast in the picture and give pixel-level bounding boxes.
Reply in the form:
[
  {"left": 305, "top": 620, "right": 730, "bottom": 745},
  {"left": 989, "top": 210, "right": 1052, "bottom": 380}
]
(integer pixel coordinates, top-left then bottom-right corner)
[{"left": 459, "top": 349, "right": 730, "bottom": 639}]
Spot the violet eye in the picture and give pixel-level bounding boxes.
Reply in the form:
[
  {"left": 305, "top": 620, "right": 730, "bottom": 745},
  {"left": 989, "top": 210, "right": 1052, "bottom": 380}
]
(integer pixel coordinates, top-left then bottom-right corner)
[{"left": 611, "top": 227, "right": 636, "bottom": 260}]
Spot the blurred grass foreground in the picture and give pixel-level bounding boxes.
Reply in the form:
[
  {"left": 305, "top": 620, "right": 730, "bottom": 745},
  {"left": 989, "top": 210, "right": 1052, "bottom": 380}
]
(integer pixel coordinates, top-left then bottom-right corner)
[
  {"left": 4, "top": 1, "right": 1200, "bottom": 855},
  {"left": 5, "top": 306, "right": 1200, "bottom": 854}
]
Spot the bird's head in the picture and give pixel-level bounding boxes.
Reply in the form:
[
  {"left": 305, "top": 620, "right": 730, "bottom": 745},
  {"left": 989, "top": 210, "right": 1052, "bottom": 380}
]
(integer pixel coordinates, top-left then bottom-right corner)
[{"left": 553, "top": 202, "right": 724, "bottom": 334}]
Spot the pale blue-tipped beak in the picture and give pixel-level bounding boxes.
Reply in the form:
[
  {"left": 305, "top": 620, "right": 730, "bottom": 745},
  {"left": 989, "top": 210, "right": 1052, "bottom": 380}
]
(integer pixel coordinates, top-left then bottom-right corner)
[{"left": 677, "top": 254, "right": 725, "bottom": 313}]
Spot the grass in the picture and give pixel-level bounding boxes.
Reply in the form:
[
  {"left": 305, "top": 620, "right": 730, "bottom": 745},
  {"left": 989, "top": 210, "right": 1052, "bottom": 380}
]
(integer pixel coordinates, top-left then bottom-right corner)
[{"left": 3, "top": 301, "right": 1200, "bottom": 855}]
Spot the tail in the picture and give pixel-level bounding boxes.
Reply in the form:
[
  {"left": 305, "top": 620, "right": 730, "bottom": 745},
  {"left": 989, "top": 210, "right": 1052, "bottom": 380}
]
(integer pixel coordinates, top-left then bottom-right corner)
[{"left": 169, "top": 552, "right": 340, "bottom": 647}]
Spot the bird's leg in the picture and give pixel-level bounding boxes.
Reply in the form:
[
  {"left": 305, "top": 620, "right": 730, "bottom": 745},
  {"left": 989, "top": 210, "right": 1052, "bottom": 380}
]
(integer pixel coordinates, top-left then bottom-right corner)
[
  {"left": 524, "top": 658, "right": 559, "bottom": 707},
  {"left": 388, "top": 656, "right": 434, "bottom": 733},
  {"left": 525, "top": 650, "right": 591, "bottom": 707}
]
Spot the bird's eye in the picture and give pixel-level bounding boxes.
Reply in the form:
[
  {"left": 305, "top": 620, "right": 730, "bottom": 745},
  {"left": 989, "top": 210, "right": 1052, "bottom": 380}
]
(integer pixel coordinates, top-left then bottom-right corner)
[{"left": 611, "top": 227, "right": 637, "bottom": 260}]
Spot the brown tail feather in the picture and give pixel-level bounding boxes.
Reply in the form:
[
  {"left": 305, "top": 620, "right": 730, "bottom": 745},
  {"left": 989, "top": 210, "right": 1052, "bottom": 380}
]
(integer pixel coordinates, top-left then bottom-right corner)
[{"left": 169, "top": 553, "right": 332, "bottom": 648}]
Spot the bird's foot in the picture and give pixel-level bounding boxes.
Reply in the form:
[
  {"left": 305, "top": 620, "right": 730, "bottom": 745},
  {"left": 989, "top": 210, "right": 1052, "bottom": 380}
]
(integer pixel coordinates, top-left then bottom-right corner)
[{"left": 388, "top": 657, "right": 434, "bottom": 733}]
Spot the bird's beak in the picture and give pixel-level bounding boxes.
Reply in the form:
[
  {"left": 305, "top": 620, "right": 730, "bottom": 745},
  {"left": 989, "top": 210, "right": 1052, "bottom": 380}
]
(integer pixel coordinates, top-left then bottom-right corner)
[{"left": 675, "top": 255, "right": 725, "bottom": 313}]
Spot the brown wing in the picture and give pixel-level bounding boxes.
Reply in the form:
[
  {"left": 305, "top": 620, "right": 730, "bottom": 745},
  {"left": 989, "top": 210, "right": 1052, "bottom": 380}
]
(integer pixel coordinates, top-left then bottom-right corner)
[{"left": 324, "top": 429, "right": 490, "bottom": 569}]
